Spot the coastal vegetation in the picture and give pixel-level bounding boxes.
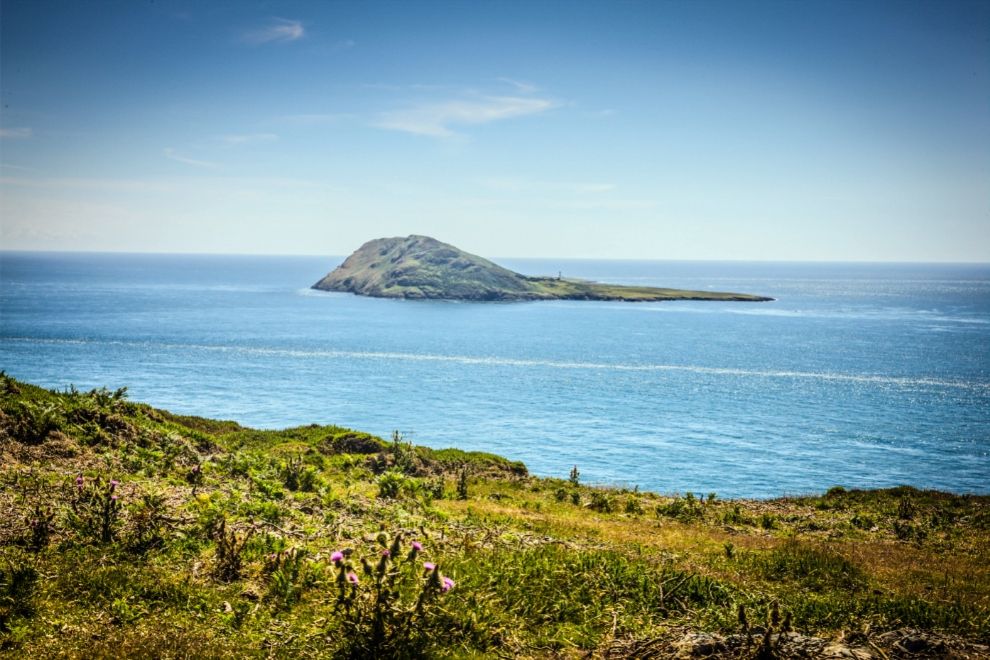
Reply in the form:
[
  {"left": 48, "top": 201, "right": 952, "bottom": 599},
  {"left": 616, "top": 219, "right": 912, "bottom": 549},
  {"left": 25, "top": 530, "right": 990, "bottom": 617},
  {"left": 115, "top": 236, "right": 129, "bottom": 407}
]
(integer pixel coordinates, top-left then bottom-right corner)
[
  {"left": 1, "top": 374, "right": 987, "bottom": 658},
  {"left": 312, "top": 235, "right": 774, "bottom": 302}
]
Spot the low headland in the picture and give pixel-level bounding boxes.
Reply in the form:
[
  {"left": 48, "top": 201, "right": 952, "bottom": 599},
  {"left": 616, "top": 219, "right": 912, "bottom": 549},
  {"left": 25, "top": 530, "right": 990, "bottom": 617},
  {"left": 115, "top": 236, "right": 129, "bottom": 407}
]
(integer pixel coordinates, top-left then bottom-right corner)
[
  {"left": 1, "top": 374, "right": 987, "bottom": 658},
  {"left": 312, "top": 235, "right": 774, "bottom": 302}
]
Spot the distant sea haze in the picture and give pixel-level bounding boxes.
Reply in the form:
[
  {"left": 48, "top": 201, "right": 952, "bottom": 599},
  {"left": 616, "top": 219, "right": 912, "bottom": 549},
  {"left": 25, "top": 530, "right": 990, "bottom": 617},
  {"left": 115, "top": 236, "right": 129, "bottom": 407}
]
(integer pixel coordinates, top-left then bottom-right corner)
[{"left": 1, "top": 252, "right": 988, "bottom": 498}]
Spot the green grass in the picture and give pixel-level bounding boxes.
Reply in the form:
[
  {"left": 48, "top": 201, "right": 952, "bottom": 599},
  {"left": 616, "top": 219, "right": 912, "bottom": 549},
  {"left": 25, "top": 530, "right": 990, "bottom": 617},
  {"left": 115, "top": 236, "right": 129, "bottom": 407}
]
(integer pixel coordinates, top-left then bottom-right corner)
[
  {"left": 1, "top": 372, "right": 988, "bottom": 657},
  {"left": 447, "top": 544, "right": 734, "bottom": 650}
]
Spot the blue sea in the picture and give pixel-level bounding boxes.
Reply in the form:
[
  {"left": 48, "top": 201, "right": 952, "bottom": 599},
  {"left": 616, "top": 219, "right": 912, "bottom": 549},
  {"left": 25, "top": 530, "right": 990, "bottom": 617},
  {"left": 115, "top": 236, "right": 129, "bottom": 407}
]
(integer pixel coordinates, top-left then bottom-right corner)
[{"left": 1, "top": 252, "right": 988, "bottom": 498}]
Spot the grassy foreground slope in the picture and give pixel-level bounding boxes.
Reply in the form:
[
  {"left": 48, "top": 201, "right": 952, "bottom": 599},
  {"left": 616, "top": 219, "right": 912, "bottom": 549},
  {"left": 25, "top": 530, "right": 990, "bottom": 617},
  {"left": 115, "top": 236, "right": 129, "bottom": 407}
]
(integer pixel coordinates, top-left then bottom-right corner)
[
  {"left": 1, "top": 374, "right": 988, "bottom": 658},
  {"left": 312, "top": 235, "right": 773, "bottom": 302}
]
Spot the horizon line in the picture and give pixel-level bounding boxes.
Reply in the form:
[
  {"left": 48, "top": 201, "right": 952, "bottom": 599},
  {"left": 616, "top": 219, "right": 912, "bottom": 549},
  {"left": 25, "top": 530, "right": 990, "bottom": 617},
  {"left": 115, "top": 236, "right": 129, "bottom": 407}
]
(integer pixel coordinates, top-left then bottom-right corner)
[{"left": 1, "top": 248, "right": 988, "bottom": 266}]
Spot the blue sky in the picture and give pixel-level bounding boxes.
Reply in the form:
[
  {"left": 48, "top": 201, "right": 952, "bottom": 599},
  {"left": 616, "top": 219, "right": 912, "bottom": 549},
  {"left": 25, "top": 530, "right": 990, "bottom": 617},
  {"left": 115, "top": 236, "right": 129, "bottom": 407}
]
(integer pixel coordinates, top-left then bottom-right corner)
[{"left": 1, "top": 0, "right": 987, "bottom": 260}]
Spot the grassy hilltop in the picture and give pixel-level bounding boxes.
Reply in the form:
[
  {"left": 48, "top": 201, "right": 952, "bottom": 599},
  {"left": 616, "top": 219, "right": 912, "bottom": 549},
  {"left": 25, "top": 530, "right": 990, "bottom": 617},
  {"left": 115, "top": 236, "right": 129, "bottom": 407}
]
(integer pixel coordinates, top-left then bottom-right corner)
[
  {"left": 1, "top": 374, "right": 988, "bottom": 658},
  {"left": 312, "top": 236, "right": 773, "bottom": 302}
]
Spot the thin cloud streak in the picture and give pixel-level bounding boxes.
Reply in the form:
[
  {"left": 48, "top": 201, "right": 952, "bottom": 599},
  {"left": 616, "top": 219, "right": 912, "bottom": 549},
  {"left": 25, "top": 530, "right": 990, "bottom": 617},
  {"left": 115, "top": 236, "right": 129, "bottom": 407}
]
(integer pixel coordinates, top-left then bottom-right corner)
[
  {"left": 279, "top": 113, "right": 352, "bottom": 125},
  {"left": 0, "top": 127, "right": 33, "bottom": 139},
  {"left": 375, "top": 95, "right": 557, "bottom": 137},
  {"left": 219, "top": 133, "right": 278, "bottom": 146},
  {"left": 163, "top": 148, "right": 220, "bottom": 169},
  {"left": 242, "top": 18, "right": 304, "bottom": 44},
  {"left": 496, "top": 77, "right": 538, "bottom": 93},
  {"left": 0, "top": 176, "right": 175, "bottom": 192},
  {"left": 0, "top": 175, "right": 337, "bottom": 192},
  {"left": 480, "top": 177, "right": 616, "bottom": 194}
]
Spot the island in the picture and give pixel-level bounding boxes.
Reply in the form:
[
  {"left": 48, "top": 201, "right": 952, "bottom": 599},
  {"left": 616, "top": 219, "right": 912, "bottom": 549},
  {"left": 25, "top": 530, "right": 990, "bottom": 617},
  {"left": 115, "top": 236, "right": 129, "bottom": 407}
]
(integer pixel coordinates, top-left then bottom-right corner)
[{"left": 312, "top": 235, "right": 773, "bottom": 302}]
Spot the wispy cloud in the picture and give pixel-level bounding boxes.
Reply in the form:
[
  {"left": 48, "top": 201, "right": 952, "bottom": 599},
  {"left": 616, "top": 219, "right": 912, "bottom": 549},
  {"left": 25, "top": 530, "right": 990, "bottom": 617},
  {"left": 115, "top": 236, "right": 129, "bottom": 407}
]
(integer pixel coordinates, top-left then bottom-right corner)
[
  {"left": 242, "top": 18, "right": 304, "bottom": 45},
  {"left": 552, "top": 198, "right": 657, "bottom": 210},
  {"left": 1, "top": 175, "right": 335, "bottom": 193},
  {"left": 279, "top": 113, "right": 351, "bottom": 125},
  {"left": 375, "top": 95, "right": 557, "bottom": 138},
  {"left": 480, "top": 177, "right": 616, "bottom": 194},
  {"left": 163, "top": 148, "right": 220, "bottom": 169},
  {"left": 0, "top": 176, "right": 175, "bottom": 192},
  {"left": 0, "top": 163, "right": 37, "bottom": 172},
  {"left": 362, "top": 82, "right": 447, "bottom": 92},
  {"left": 496, "top": 77, "right": 538, "bottom": 94},
  {"left": 218, "top": 133, "right": 278, "bottom": 146},
  {"left": 0, "top": 127, "right": 33, "bottom": 139},
  {"left": 334, "top": 39, "right": 355, "bottom": 50}
]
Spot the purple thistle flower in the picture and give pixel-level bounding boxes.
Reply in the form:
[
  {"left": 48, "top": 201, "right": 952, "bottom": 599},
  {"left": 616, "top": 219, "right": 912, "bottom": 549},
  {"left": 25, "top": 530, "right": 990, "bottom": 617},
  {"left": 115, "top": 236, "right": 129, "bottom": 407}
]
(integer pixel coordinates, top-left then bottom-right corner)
[
  {"left": 381, "top": 549, "right": 390, "bottom": 557},
  {"left": 76, "top": 475, "right": 84, "bottom": 488},
  {"left": 111, "top": 494, "right": 118, "bottom": 501},
  {"left": 346, "top": 572, "right": 359, "bottom": 585},
  {"left": 411, "top": 541, "right": 423, "bottom": 552},
  {"left": 109, "top": 479, "right": 119, "bottom": 491},
  {"left": 330, "top": 551, "right": 344, "bottom": 564},
  {"left": 441, "top": 576, "right": 455, "bottom": 592},
  {"left": 423, "top": 561, "right": 436, "bottom": 571}
]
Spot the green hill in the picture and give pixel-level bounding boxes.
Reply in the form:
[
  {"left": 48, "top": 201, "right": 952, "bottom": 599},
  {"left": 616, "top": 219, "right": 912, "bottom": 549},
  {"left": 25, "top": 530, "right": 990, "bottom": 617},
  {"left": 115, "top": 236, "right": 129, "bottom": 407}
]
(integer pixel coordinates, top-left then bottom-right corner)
[
  {"left": 1, "top": 374, "right": 987, "bottom": 658},
  {"left": 312, "top": 235, "right": 773, "bottom": 302}
]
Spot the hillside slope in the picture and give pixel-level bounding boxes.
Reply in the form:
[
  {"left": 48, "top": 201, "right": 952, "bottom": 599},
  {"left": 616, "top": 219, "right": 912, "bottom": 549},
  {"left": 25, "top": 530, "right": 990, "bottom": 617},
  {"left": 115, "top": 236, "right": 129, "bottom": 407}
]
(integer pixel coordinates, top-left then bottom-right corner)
[{"left": 1, "top": 374, "right": 987, "bottom": 658}]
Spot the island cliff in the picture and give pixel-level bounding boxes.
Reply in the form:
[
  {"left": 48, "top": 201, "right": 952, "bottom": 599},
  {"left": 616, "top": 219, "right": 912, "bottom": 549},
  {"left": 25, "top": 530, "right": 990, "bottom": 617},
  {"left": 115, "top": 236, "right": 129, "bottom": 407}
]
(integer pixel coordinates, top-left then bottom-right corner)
[{"left": 313, "top": 236, "right": 773, "bottom": 302}]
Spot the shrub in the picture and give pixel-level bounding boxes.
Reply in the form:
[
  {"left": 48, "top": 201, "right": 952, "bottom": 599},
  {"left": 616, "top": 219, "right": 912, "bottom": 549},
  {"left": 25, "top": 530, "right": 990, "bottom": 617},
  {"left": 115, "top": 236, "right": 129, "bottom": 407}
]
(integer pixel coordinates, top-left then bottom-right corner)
[
  {"left": 212, "top": 516, "right": 253, "bottom": 582},
  {"left": 456, "top": 467, "right": 469, "bottom": 501},
  {"left": 330, "top": 533, "right": 457, "bottom": 657},
  {"left": 569, "top": 465, "right": 580, "bottom": 487},
  {"left": 850, "top": 513, "right": 875, "bottom": 530},
  {"left": 26, "top": 505, "right": 55, "bottom": 552},
  {"left": 68, "top": 475, "right": 121, "bottom": 544},
  {"left": 656, "top": 497, "right": 703, "bottom": 521},
  {"left": 390, "top": 430, "right": 419, "bottom": 476},
  {"left": 721, "top": 504, "right": 750, "bottom": 525},
  {"left": 280, "top": 456, "right": 319, "bottom": 492},
  {"left": 264, "top": 547, "right": 318, "bottom": 609},
  {"left": 185, "top": 463, "right": 203, "bottom": 490},
  {"left": 4, "top": 400, "right": 63, "bottom": 445},
  {"left": 127, "top": 492, "right": 167, "bottom": 554},
  {"left": 0, "top": 372, "right": 21, "bottom": 395},
  {"left": 322, "top": 432, "right": 386, "bottom": 455},
  {"left": 220, "top": 451, "right": 257, "bottom": 478},
  {"left": 0, "top": 551, "right": 39, "bottom": 633},
  {"left": 623, "top": 498, "right": 644, "bottom": 515},
  {"left": 897, "top": 497, "right": 916, "bottom": 520},
  {"left": 377, "top": 470, "right": 407, "bottom": 499},
  {"left": 88, "top": 386, "right": 128, "bottom": 409},
  {"left": 422, "top": 478, "right": 445, "bottom": 502},
  {"left": 252, "top": 476, "right": 284, "bottom": 501},
  {"left": 589, "top": 492, "right": 613, "bottom": 513},
  {"left": 893, "top": 520, "right": 927, "bottom": 543}
]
